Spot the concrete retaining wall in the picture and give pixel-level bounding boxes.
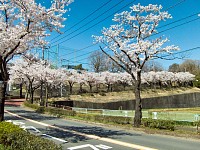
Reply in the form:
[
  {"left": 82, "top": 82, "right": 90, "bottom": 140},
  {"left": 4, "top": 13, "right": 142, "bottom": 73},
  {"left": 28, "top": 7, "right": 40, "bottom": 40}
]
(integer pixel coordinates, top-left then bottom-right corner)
[{"left": 53, "top": 92, "right": 200, "bottom": 110}]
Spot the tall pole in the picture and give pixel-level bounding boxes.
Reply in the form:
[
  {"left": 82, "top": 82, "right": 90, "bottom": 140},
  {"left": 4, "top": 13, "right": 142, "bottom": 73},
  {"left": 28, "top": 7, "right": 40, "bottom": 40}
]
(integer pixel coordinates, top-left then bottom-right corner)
[
  {"left": 40, "top": 47, "right": 44, "bottom": 106},
  {"left": 56, "top": 44, "right": 59, "bottom": 68},
  {"left": 48, "top": 48, "right": 49, "bottom": 62}
]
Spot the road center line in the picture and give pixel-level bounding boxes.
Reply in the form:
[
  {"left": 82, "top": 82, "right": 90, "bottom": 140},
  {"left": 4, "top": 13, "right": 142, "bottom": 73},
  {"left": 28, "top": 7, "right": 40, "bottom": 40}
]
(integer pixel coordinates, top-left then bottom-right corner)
[{"left": 5, "top": 110, "right": 158, "bottom": 150}]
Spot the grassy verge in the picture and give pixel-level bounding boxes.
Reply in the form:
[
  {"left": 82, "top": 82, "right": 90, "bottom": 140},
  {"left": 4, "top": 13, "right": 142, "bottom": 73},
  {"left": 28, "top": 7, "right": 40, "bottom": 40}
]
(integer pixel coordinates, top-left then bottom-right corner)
[{"left": 23, "top": 102, "right": 200, "bottom": 139}]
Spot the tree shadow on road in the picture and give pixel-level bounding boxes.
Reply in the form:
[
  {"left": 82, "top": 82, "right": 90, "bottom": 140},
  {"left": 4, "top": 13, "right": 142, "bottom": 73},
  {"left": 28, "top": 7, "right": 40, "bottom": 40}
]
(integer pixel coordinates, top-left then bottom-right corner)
[
  {"left": 5, "top": 107, "right": 58, "bottom": 121},
  {"left": 35, "top": 124, "right": 141, "bottom": 144},
  {"left": 37, "top": 127, "right": 88, "bottom": 143},
  {"left": 53, "top": 125, "right": 141, "bottom": 141}
]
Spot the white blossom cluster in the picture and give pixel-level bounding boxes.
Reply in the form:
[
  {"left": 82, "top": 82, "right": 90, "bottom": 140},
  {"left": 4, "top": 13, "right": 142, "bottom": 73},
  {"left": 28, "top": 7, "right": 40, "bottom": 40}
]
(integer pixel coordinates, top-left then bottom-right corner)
[
  {"left": 9, "top": 58, "right": 67, "bottom": 89},
  {"left": 9, "top": 58, "right": 195, "bottom": 90},
  {"left": 0, "top": 0, "right": 73, "bottom": 60},
  {"left": 93, "top": 3, "right": 179, "bottom": 79}
]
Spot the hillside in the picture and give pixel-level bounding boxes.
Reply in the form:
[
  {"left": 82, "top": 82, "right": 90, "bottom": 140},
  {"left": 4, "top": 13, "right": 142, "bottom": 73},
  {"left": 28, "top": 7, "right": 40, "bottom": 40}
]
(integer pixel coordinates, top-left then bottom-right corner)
[{"left": 66, "top": 87, "right": 200, "bottom": 103}]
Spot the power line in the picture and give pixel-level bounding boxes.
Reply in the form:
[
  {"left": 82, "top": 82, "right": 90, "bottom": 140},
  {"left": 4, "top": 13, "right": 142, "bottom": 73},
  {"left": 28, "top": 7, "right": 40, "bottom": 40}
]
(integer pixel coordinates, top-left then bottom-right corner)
[
  {"left": 61, "top": 10, "right": 200, "bottom": 59},
  {"left": 155, "top": 46, "right": 200, "bottom": 59},
  {"left": 51, "top": 0, "right": 126, "bottom": 45},
  {"left": 62, "top": 46, "right": 200, "bottom": 68},
  {"left": 68, "top": 14, "right": 200, "bottom": 63},
  {"left": 50, "top": 0, "right": 113, "bottom": 42},
  {"left": 60, "top": 43, "right": 97, "bottom": 57},
  {"left": 50, "top": 0, "right": 136, "bottom": 47},
  {"left": 165, "top": 0, "right": 186, "bottom": 11},
  {"left": 59, "top": 0, "right": 188, "bottom": 60}
]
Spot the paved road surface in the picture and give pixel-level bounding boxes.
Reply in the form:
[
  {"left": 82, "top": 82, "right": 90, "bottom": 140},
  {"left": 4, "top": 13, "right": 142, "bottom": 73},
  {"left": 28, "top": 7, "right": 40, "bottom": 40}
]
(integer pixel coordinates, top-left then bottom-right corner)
[{"left": 4, "top": 106, "right": 200, "bottom": 150}]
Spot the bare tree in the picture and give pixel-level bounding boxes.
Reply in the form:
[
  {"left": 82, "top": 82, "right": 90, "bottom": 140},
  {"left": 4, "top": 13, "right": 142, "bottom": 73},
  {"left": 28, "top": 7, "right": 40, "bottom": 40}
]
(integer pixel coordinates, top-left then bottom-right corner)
[
  {"left": 168, "top": 63, "right": 181, "bottom": 72},
  {"left": 88, "top": 50, "right": 107, "bottom": 73},
  {"left": 180, "top": 59, "right": 200, "bottom": 74},
  {"left": 142, "top": 60, "right": 164, "bottom": 72}
]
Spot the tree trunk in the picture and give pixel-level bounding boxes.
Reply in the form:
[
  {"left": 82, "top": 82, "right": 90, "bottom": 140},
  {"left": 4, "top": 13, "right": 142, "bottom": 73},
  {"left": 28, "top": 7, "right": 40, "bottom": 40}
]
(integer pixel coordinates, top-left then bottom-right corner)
[
  {"left": 19, "top": 83, "right": 23, "bottom": 98},
  {"left": 0, "top": 58, "right": 9, "bottom": 121},
  {"left": 123, "top": 84, "right": 126, "bottom": 91},
  {"left": 29, "top": 82, "right": 34, "bottom": 104},
  {"left": 25, "top": 86, "right": 28, "bottom": 100},
  {"left": 45, "top": 83, "right": 48, "bottom": 107},
  {"left": 69, "top": 83, "right": 72, "bottom": 94},
  {"left": 89, "top": 84, "right": 92, "bottom": 93},
  {"left": 30, "top": 90, "right": 34, "bottom": 104},
  {"left": 0, "top": 81, "right": 6, "bottom": 121},
  {"left": 79, "top": 83, "right": 83, "bottom": 93},
  {"left": 110, "top": 85, "right": 113, "bottom": 92},
  {"left": 107, "top": 84, "right": 110, "bottom": 92},
  {"left": 134, "top": 72, "right": 142, "bottom": 127},
  {"left": 96, "top": 84, "right": 99, "bottom": 92},
  {"left": 40, "top": 81, "right": 44, "bottom": 106}
]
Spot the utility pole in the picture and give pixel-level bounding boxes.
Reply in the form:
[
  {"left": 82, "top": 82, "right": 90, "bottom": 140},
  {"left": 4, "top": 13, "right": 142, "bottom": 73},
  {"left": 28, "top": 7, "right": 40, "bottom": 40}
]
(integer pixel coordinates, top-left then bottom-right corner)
[
  {"left": 40, "top": 46, "right": 45, "bottom": 106},
  {"left": 56, "top": 44, "right": 59, "bottom": 68},
  {"left": 40, "top": 45, "right": 49, "bottom": 106}
]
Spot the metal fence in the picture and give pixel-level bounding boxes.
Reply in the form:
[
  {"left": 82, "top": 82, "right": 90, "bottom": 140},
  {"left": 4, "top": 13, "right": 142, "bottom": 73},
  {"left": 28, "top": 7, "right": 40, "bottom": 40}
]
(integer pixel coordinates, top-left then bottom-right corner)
[{"left": 72, "top": 107, "right": 200, "bottom": 122}]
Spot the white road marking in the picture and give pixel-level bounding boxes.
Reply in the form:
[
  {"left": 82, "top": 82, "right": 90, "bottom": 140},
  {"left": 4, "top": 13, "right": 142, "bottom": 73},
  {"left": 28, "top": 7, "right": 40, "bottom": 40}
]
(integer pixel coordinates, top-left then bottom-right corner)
[
  {"left": 7, "top": 120, "right": 25, "bottom": 126},
  {"left": 6, "top": 119, "right": 67, "bottom": 143},
  {"left": 41, "top": 134, "right": 68, "bottom": 143},
  {"left": 21, "top": 125, "right": 41, "bottom": 133},
  {"left": 67, "top": 144, "right": 99, "bottom": 150},
  {"left": 5, "top": 110, "right": 158, "bottom": 150},
  {"left": 95, "top": 144, "right": 112, "bottom": 149}
]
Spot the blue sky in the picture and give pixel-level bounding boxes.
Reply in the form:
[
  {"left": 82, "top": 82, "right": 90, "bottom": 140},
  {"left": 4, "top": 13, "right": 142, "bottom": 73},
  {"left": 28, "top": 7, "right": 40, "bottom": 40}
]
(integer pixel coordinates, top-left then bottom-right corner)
[{"left": 38, "top": 0, "right": 200, "bottom": 70}]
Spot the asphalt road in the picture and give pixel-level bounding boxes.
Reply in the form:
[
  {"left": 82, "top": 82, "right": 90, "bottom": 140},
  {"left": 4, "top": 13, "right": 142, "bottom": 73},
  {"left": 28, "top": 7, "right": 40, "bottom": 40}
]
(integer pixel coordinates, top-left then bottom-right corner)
[{"left": 4, "top": 106, "right": 200, "bottom": 150}]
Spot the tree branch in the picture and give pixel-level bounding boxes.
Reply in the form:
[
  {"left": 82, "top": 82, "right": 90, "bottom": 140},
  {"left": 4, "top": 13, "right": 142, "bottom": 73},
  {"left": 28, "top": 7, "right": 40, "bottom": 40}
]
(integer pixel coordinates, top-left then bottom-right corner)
[{"left": 100, "top": 46, "right": 131, "bottom": 74}]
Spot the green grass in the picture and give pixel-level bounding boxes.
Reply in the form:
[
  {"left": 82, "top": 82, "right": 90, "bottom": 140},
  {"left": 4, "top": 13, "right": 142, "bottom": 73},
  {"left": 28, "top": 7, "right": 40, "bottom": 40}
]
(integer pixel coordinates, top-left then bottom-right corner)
[{"left": 0, "top": 144, "right": 8, "bottom": 150}]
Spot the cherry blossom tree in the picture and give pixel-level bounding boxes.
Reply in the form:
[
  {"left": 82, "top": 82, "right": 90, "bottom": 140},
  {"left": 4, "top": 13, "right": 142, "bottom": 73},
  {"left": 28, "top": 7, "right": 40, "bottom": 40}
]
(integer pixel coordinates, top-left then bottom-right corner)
[
  {"left": 118, "top": 72, "right": 133, "bottom": 90},
  {"left": 75, "top": 72, "right": 86, "bottom": 93},
  {"left": 93, "top": 4, "right": 179, "bottom": 127},
  {"left": 9, "top": 58, "right": 42, "bottom": 103},
  {"left": 82, "top": 71, "right": 98, "bottom": 93},
  {"left": 66, "top": 70, "right": 78, "bottom": 94},
  {"left": 9, "top": 57, "right": 67, "bottom": 106},
  {"left": 100, "top": 71, "right": 119, "bottom": 92},
  {"left": 0, "top": 0, "right": 73, "bottom": 121}
]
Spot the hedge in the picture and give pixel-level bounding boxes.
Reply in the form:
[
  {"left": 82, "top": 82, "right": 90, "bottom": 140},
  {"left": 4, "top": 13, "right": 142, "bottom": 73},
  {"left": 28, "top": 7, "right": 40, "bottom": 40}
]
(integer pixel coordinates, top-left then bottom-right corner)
[
  {"left": 24, "top": 102, "right": 179, "bottom": 130},
  {"left": 0, "top": 122, "right": 62, "bottom": 150},
  {"left": 24, "top": 101, "right": 76, "bottom": 117},
  {"left": 142, "top": 118, "right": 175, "bottom": 131}
]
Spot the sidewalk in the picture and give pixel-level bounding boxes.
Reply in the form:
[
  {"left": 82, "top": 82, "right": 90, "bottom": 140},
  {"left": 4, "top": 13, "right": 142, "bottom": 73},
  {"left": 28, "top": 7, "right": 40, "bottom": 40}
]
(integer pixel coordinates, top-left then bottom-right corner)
[{"left": 5, "top": 98, "right": 25, "bottom": 106}]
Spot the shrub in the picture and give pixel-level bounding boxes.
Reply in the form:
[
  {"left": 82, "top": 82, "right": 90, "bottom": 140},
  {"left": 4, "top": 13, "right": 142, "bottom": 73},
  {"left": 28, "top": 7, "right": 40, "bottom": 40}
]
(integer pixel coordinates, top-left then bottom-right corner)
[
  {"left": 108, "top": 116, "right": 131, "bottom": 124},
  {"left": 36, "top": 106, "right": 45, "bottom": 113},
  {"left": 76, "top": 113, "right": 95, "bottom": 121},
  {"left": 0, "top": 122, "right": 61, "bottom": 150},
  {"left": 45, "top": 107, "right": 76, "bottom": 117},
  {"left": 23, "top": 101, "right": 39, "bottom": 110},
  {"left": 75, "top": 113, "right": 132, "bottom": 125},
  {"left": 99, "top": 92, "right": 106, "bottom": 96},
  {"left": 0, "top": 144, "right": 7, "bottom": 150},
  {"left": 24, "top": 101, "right": 76, "bottom": 117},
  {"left": 0, "top": 122, "right": 24, "bottom": 145},
  {"left": 142, "top": 118, "right": 175, "bottom": 131},
  {"left": 7, "top": 132, "right": 61, "bottom": 150}
]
